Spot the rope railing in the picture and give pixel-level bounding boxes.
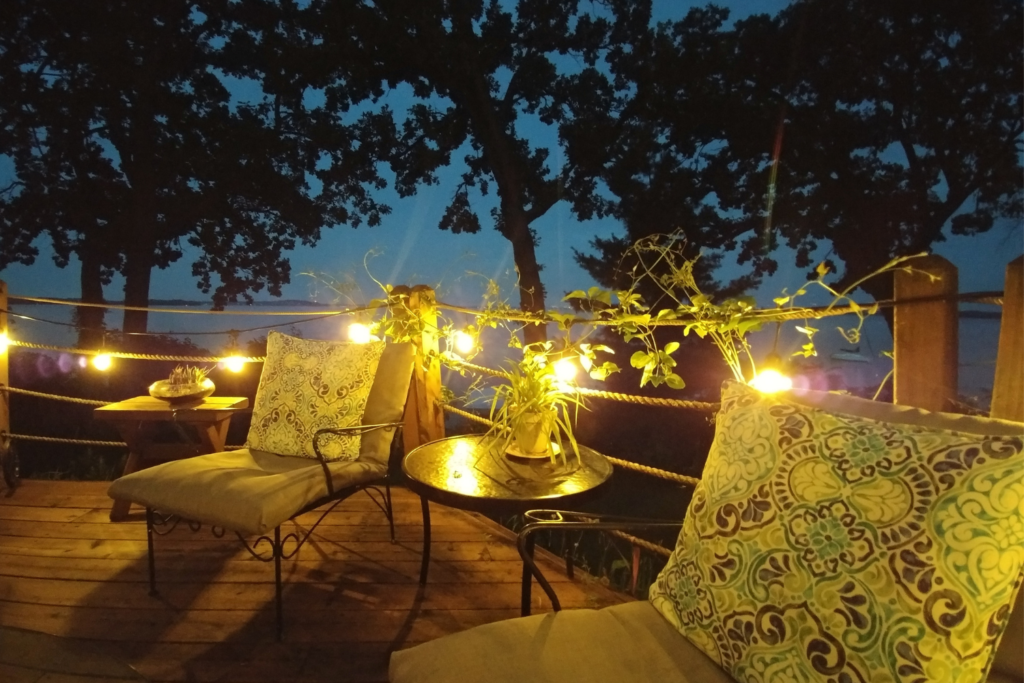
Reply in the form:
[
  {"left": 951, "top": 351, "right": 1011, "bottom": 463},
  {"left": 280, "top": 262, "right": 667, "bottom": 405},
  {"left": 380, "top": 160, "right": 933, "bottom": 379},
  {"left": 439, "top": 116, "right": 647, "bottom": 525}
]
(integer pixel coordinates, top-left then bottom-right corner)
[
  {"left": 439, "top": 403, "right": 701, "bottom": 487},
  {"left": 436, "top": 290, "right": 1005, "bottom": 329},
  {"left": 9, "top": 433, "right": 127, "bottom": 448},
  {"left": 440, "top": 354, "right": 718, "bottom": 412},
  {"left": 7, "top": 339, "right": 266, "bottom": 364},
  {"left": 576, "top": 387, "right": 718, "bottom": 412},
  {"left": 608, "top": 530, "right": 673, "bottom": 558},
  {"left": 2, "top": 386, "right": 112, "bottom": 406},
  {"left": 9, "top": 295, "right": 381, "bottom": 317}
]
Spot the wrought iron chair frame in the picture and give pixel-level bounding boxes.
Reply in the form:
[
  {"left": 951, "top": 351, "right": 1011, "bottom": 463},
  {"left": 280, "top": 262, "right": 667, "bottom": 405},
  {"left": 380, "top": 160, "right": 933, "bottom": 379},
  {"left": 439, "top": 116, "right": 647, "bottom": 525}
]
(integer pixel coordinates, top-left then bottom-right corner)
[
  {"left": 517, "top": 509, "right": 682, "bottom": 614},
  {"left": 143, "top": 420, "right": 417, "bottom": 640}
]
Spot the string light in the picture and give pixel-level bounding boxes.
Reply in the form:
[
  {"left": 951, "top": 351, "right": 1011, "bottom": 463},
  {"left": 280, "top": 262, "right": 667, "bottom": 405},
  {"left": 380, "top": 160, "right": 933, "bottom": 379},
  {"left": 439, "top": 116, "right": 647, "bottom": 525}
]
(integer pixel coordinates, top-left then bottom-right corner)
[
  {"left": 348, "top": 323, "right": 374, "bottom": 344},
  {"left": 453, "top": 330, "right": 475, "bottom": 355},
  {"left": 749, "top": 350, "right": 791, "bottom": 393},
  {"left": 92, "top": 353, "right": 113, "bottom": 371},
  {"left": 553, "top": 358, "right": 578, "bottom": 384},
  {"left": 750, "top": 368, "right": 792, "bottom": 393},
  {"left": 222, "top": 356, "right": 246, "bottom": 372}
]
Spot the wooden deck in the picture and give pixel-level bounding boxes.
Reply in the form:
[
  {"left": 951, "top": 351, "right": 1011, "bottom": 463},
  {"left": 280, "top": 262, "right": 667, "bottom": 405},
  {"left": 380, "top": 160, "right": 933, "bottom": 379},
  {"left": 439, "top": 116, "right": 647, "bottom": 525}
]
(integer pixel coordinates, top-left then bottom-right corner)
[{"left": 0, "top": 480, "right": 630, "bottom": 682}]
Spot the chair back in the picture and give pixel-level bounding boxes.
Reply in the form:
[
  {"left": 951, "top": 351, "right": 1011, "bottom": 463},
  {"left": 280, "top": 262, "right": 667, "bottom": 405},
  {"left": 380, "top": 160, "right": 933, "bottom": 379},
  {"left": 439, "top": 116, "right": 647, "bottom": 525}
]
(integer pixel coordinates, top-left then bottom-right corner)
[{"left": 359, "top": 342, "right": 415, "bottom": 466}]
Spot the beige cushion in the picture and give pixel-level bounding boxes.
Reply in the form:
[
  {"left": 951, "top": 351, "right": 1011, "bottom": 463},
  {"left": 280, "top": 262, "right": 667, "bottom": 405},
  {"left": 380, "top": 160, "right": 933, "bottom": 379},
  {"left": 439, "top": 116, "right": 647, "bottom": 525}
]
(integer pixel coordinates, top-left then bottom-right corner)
[
  {"left": 359, "top": 343, "right": 414, "bottom": 466},
  {"left": 108, "top": 448, "right": 384, "bottom": 535},
  {"left": 247, "top": 331, "right": 385, "bottom": 461},
  {"left": 650, "top": 381, "right": 1024, "bottom": 683},
  {"left": 389, "top": 601, "right": 733, "bottom": 683}
]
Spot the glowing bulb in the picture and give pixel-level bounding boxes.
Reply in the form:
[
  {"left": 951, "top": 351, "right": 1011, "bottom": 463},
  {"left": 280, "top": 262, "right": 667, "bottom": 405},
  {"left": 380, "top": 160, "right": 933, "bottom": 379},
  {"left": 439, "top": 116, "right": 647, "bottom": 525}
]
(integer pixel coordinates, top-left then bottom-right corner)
[
  {"left": 92, "top": 353, "right": 113, "bottom": 371},
  {"left": 223, "top": 356, "right": 246, "bottom": 373},
  {"left": 453, "top": 330, "right": 475, "bottom": 355},
  {"left": 553, "top": 358, "right": 578, "bottom": 384},
  {"left": 348, "top": 323, "right": 372, "bottom": 344},
  {"left": 749, "top": 369, "right": 792, "bottom": 393},
  {"left": 0, "top": 331, "right": 8, "bottom": 353}
]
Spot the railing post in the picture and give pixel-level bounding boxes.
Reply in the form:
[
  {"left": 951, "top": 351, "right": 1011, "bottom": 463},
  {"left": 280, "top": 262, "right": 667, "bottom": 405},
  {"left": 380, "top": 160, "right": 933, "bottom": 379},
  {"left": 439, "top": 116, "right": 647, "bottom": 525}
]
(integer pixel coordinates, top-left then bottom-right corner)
[
  {"left": 0, "top": 279, "right": 12, "bottom": 489},
  {"left": 991, "top": 256, "right": 1023, "bottom": 422},
  {"left": 392, "top": 285, "right": 445, "bottom": 455},
  {"left": 893, "top": 255, "right": 958, "bottom": 411}
]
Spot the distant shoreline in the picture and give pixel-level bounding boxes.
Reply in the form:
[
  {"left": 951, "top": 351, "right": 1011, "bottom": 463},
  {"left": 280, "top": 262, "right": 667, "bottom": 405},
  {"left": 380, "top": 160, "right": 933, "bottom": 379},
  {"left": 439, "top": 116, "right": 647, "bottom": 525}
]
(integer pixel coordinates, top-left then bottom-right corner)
[{"left": 10, "top": 298, "right": 328, "bottom": 308}]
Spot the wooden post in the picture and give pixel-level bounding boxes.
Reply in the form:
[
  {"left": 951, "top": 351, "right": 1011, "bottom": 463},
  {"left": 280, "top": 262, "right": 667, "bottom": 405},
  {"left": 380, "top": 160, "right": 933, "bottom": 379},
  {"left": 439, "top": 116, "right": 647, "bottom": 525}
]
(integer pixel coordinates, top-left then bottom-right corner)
[
  {"left": 893, "top": 255, "right": 958, "bottom": 411},
  {"left": 0, "top": 280, "right": 13, "bottom": 490},
  {"left": 392, "top": 285, "right": 445, "bottom": 455},
  {"left": 990, "top": 256, "right": 1023, "bottom": 422}
]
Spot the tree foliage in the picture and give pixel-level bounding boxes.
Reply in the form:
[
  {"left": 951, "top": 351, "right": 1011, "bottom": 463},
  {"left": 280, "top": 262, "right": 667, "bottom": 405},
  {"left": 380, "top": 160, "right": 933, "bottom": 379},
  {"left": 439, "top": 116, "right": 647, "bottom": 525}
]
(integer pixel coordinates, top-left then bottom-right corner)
[
  {"left": 0, "top": 0, "right": 388, "bottom": 339},
  {"left": 307, "top": 0, "right": 652, "bottom": 341},
  {"left": 578, "top": 0, "right": 1023, "bottom": 309}
]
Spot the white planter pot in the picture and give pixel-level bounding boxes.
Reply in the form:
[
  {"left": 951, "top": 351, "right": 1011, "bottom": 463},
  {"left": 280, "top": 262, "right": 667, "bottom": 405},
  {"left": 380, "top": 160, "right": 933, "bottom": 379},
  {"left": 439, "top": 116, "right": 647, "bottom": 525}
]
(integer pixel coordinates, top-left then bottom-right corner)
[{"left": 512, "top": 410, "right": 556, "bottom": 457}]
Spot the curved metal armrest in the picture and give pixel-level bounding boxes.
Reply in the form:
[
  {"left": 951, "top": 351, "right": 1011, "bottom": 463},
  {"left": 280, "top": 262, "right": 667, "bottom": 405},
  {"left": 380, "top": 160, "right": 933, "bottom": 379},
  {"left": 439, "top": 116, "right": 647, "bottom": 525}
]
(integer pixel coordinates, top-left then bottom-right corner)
[
  {"left": 517, "top": 509, "right": 681, "bottom": 612},
  {"left": 311, "top": 422, "right": 405, "bottom": 495}
]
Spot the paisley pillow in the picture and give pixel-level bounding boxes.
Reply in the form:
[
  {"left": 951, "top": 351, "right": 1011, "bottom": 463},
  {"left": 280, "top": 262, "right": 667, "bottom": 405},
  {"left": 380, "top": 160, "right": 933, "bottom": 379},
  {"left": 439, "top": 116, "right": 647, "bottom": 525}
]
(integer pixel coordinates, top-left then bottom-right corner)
[
  {"left": 246, "top": 331, "right": 385, "bottom": 461},
  {"left": 650, "top": 380, "right": 1024, "bottom": 683}
]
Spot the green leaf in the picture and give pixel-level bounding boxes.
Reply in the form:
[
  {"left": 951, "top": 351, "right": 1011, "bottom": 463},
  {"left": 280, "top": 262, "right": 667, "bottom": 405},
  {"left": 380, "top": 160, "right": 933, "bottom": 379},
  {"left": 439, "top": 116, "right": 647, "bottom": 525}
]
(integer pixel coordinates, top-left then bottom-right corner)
[
  {"left": 665, "top": 373, "right": 686, "bottom": 390},
  {"left": 663, "top": 341, "right": 680, "bottom": 355},
  {"left": 630, "top": 351, "right": 651, "bottom": 369}
]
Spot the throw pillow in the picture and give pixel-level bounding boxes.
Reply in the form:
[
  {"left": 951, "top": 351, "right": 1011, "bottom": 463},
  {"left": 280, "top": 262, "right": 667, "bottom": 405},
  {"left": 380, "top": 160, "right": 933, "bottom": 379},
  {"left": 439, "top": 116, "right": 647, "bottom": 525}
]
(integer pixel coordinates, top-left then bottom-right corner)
[
  {"left": 246, "top": 331, "right": 385, "bottom": 461},
  {"left": 650, "top": 380, "right": 1024, "bottom": 683}
]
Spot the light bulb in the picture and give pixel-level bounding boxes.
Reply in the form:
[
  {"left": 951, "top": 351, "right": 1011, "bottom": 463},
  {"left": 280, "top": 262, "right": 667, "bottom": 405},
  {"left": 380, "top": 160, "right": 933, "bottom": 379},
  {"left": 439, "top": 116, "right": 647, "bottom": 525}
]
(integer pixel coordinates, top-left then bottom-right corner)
[
  {"left": 348, "top": 323, "right": 372, "bottom": 344},
  {"left": 92, "top": 353, "right": 113, "bottom": 371},
  {"left": 553, "top": 358, "right": 577, "bottom": 384},
  {"left": 223, "top": 356, "right": 246, "bottom": 372},
  {"left": 453, "top": 330, "right": 475, "bottom": 355},
  {"left": 749, "top": 368, "right": 792, "bottom": 393}
]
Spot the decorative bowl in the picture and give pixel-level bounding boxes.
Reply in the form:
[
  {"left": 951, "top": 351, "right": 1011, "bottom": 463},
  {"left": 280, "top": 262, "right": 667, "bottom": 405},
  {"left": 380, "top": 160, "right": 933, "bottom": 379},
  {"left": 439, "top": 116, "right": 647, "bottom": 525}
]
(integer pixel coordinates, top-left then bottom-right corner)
[{"left": 148, "top": 378, "right": 216, "bottom": 404}]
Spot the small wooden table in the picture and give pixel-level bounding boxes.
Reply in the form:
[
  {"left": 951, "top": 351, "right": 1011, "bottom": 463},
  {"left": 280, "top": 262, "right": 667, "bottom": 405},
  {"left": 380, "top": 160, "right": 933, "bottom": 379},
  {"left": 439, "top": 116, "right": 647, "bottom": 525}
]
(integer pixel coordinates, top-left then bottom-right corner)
[
  {"left": 95, "top": 396, "right": 249, "bottom": 521},
  {"left": 403, "top": 434, "right": 613, "bottom": 615}
]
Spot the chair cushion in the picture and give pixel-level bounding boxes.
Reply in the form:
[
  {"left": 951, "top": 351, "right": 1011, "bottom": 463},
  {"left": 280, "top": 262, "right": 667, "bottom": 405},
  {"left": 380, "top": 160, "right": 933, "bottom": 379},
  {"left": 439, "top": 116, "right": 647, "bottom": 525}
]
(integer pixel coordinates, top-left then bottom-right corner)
[
  {"left": 389, "top": 601, "right": 733, "bottom": 683},
  {"left": 107, "top": 448, "right": 385, "bottom": 535},
  {"left": 359, "top": 342, "right": 414, "bottom": 466},
  {"left": 650, "top": 381, "right": 1024, "bottom": 683},
  {"left": 246, "top": 331, "right": 385, "bottom": 461}
]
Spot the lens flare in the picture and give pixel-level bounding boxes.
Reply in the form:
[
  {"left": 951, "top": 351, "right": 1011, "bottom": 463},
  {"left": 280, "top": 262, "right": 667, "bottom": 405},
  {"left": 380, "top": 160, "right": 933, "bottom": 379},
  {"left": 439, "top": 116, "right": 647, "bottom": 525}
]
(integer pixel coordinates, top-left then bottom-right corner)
[
  {"left": 92, "top": 353, "right": 113, "bottom": 371},
  {"left": 223, "top": 356, "right": 246, "bottom": 373}
]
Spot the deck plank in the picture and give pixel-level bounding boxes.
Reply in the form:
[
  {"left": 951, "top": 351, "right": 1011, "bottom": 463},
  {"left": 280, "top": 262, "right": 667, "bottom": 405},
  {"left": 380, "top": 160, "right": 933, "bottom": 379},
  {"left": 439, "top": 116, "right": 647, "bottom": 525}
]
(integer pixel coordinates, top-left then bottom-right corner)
[{"left": 0, "top": 480, "right": 629, "bottom": 682}]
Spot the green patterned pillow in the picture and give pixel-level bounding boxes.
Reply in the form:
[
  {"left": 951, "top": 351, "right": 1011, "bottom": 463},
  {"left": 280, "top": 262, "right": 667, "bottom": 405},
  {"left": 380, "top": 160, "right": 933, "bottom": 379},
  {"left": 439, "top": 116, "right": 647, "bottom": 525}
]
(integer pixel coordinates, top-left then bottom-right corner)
[
  {"left": 650, "top": 381, "right": 1024, "bottom": 683},
  {"left": 246, "top": 331, "right": 385, "bottom": 461}
]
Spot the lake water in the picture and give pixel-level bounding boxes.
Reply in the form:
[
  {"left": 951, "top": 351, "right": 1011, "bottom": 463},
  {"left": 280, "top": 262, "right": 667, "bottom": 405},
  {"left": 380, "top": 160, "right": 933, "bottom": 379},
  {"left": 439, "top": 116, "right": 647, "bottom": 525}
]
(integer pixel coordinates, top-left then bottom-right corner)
[{"left": 5, "top": 300, "right": 1004, "bottom": 408}]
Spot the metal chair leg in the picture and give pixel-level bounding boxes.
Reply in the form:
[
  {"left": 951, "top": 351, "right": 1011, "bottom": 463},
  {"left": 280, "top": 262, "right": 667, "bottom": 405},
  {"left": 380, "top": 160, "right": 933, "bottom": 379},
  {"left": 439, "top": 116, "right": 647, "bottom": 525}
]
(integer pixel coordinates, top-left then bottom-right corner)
[
  {"left": 273, "top": 527, "right": 284, "bottom": 641},
  {"left": 145, "top": 508, "right": 158, "bottom": 597},
  {"left": 385, "top": 479, "right": 396, "bottom": 543},
  {"left": 418, "top": 496, "right": 431, "bottom": 585},
  {"left": 521, "top": 533, "right": 536, "bottom": 616}
]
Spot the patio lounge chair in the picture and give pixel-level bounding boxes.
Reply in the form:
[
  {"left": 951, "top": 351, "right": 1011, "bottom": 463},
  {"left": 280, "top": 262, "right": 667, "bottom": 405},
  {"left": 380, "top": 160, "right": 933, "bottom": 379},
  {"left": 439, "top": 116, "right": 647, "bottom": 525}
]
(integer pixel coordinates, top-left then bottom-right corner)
[
  {"left": 390, "top": 381, "right": 1024, "bottom": 683},
  {"left": 108, "top": 331, "right": 417, "bottom": 640}
]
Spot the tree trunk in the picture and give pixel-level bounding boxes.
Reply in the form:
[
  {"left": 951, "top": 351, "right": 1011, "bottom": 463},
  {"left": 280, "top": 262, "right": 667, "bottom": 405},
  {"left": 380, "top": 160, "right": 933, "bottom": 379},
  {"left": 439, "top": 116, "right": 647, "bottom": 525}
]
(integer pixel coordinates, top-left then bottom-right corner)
[
  {"left": 504, "top": 208, "right": 547, "bottom": 346},
  {"left": 76, "top": 243, "right": 106, "bottom": 349}
]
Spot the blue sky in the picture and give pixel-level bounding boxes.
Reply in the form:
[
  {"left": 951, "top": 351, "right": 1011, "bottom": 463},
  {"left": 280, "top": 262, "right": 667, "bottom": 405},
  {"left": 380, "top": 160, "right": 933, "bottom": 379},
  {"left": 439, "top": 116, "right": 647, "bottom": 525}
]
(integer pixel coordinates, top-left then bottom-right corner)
[{"left": 1, "top": 0, "right": 1021, "bottom": 311}]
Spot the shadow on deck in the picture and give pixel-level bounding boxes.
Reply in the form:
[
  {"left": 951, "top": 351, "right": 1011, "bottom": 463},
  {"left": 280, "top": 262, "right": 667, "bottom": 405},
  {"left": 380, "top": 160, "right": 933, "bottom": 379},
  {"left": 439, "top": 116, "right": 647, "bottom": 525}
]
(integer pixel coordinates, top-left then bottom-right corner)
[{"left": 0, "top": 480, "right": 630, "bottom": 682}]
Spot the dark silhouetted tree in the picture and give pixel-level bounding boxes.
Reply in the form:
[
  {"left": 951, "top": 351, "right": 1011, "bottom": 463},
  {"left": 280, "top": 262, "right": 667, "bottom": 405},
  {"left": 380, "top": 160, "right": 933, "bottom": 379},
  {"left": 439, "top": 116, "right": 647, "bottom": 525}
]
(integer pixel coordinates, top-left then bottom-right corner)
[
  {"left": 0, "top": 0, "right": 388, "bottom": 343},
  {"left": 309, "top": 0, "right": 652, "bottom": 341},
  {"left": 579, "top": 0, "right": 1023, "bottom": 312}
]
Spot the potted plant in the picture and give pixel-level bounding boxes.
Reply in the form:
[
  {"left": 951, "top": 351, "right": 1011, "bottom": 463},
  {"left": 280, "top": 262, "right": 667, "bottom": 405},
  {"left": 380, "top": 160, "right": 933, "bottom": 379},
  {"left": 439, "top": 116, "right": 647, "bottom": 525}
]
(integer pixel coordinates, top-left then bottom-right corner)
[
  {"left": 488, "top": 343, "right": 587, "bottom": 464},
  {"left": 148, "top": 365, "right": 215, "bottom": 404}
]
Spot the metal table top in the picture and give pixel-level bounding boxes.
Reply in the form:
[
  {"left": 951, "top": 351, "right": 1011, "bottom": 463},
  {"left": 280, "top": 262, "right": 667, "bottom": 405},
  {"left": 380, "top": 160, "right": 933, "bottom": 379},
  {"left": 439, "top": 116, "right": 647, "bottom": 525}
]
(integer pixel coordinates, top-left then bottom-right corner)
[{"left": 402, "top": 434, "right": 613, "bottom": 515}]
